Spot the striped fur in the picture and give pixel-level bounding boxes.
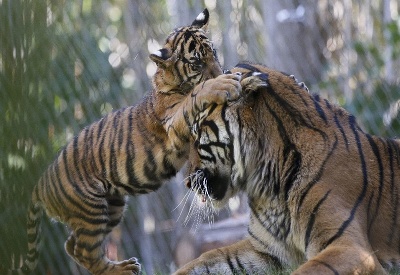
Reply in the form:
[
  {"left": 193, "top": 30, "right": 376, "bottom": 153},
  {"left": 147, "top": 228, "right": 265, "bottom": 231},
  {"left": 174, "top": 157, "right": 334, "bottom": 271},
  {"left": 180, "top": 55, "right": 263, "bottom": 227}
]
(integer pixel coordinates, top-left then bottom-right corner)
[
  {"left": 9, "top": 9, "right": 243, "bottom": 275},
  {"left": 176, "top": 62, "right": 400, "bottom": 275}
]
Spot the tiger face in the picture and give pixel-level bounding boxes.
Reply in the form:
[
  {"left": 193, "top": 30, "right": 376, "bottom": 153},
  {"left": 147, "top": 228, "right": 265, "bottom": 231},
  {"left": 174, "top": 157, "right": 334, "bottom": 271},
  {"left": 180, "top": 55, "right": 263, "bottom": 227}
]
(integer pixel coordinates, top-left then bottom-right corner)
[
  {"left": 187, "top": 70, "right": 268, "bottom": 208},
  {"left": 187, "top": 106, "right": 235, "bottom": 208},
  {"left": 150, "top": 9, "right": 222, "bottom": 94}
]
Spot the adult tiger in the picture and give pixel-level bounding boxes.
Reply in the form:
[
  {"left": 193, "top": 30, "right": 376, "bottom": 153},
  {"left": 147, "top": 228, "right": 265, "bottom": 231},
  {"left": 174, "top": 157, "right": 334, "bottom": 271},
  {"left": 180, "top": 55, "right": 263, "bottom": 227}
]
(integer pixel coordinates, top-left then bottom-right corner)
[
  {"left": 6, "top": 9, "right": 244, "bottom": 275},
  {"left": 176, "top": 62, "right": 400, "bottom": 274}
]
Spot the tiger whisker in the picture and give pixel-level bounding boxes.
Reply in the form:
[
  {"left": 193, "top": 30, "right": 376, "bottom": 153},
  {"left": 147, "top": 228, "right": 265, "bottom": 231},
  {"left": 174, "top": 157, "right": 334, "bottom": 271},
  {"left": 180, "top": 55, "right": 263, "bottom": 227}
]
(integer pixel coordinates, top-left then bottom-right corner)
[
  {"left": 174, "top": 187, "right": 195, "bottom": 223},
  {"left": 203, "top": 195, "right": 216, "bottom": 226},
  {"left": 173, "top": 174, "right": 196, "bottom": 212},
  {"left": 202, "top": 177, "right": 215, "bottom": 206},
  {"left": 174, "top": 170, "right": 218, "bottom": 230},
  {"left": 173, "top": 171, "right": 203, "bottom": 219},
  {"left": 184, "top": 185, "right": 201, "bottom": 226},
  {"left": 174, "top": 171, "right": 207, "bottom": 226}
]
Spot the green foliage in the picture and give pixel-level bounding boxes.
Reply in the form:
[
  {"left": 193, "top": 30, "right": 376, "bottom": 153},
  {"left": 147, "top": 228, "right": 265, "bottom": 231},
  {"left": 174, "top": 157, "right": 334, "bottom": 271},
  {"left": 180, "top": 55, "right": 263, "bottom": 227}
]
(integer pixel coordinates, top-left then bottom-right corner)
[
  {"left": 320, "top": 19, "right": 400, "bottom": 138},
  {"left": 0, "top": 0, "right": 129, "bottom": 272},
  {"left": 350, "top": 82, "right": 400, "bottom": 137},
  {"left": 387, "top": 21, "right": 400, "bottom": 59}
]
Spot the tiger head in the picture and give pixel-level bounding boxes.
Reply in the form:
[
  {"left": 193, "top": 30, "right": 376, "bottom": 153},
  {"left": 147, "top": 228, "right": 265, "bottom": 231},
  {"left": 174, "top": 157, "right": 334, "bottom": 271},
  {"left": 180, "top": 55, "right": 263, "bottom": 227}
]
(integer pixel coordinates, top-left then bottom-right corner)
[
  {"left": 186, "top": 67, "right": 271, "bottom": 209},
  {"left": 150, "top": 9, "right": 222, "bottom": 94},
  {"left": 186, "top": 63, "right": 309, "bottom": 209}
]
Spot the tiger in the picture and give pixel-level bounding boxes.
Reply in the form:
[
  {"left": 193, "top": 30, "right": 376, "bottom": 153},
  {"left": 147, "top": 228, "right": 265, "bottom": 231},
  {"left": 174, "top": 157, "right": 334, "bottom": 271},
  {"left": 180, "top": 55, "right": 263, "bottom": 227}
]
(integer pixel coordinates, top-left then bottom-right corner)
[
  {"left": 175, "top": 62, "right": 400, "bottom": 275},
  {"left": 6, "top": 9, "right": 244, "bottom": 275}
]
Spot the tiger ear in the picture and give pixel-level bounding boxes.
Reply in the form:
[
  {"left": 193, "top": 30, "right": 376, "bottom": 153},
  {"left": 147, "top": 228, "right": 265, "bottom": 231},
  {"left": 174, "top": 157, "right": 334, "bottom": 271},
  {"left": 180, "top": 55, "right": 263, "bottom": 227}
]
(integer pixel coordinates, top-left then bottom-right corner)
[
  {"left": 191, "top": 8, "right": 209, "bottom": 31},
  {"left": 149, "top": 48, "right": 171, "bottom": 67}
]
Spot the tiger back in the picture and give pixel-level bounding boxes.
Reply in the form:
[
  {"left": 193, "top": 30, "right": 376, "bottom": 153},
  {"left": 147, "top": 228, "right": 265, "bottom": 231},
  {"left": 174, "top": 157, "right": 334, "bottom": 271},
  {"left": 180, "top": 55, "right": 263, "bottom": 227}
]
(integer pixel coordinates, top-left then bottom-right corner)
[
  {"left": 6, "top": 9, "right": 243, "bottom": 275},
  {"left": 176, "top": 62, "right": 400, "bottom": 274}
]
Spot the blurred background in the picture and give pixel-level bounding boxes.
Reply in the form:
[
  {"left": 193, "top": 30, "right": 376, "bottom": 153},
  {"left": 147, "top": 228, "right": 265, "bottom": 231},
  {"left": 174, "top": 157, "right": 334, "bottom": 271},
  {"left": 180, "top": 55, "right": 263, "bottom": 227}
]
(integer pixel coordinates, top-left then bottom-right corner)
[{"left": 1, "top": 0, "right": 399, "bottom": 274}]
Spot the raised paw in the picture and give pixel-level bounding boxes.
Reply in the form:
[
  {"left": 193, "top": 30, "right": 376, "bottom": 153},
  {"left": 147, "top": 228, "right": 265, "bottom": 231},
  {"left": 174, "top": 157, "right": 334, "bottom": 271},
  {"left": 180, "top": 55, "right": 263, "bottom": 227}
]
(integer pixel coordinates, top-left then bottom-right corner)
[
  {"left": 208, "top": 72, "right": 242, "bottom": 102},
  {"left": 240, "top": 72, "right": 269, "bottom": 94},
  {"left": 102, "top": 257, "right": 141, "bottom": 275},
  {"left": 121, "top": 257, "right": 140, "bottom": 268},
  {"left": 120, "top": 257, "right": 141, "bottom": 274},
  {"left": 194, "top": 72, "right": 242, "bottom": 106}
]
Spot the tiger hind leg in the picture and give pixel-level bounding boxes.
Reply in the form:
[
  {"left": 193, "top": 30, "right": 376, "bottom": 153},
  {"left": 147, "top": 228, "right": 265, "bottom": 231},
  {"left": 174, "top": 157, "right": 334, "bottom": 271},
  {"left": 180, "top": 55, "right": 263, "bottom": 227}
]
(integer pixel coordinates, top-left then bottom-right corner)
[
  {"left": 105, "top": 192, "right": 127, "bottom": 233},
  {"left": 66, "top": 234, "right": 140, "bottom": 275},
  {"left": 64, "top": 195, "right": 140, "bottom": 275}
]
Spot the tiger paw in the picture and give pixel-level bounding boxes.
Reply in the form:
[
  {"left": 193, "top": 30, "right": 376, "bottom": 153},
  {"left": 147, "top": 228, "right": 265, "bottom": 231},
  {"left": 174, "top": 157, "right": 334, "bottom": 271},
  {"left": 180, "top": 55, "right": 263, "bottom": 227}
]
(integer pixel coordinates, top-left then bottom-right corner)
[
  {"left": 240, "top": 72, "right": 269, "bottom": 94},
  {"left": 103, "top": 257, "right": 141, "bottom": 275},
  {"left": 119, "top": 257, "right": 141, "bottom": 275},
  {"left": 194, "top": 73, "right": 242, "bottom": 107}
]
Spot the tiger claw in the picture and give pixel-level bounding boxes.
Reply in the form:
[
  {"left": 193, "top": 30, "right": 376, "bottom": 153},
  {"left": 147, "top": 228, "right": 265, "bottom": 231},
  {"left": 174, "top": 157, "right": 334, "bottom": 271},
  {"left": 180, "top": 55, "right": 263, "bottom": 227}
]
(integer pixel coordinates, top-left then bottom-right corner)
[
  {"left": 233, "top": 72, "right": 242, "bottom": 81},
  {"left": 254, "top": 72, "right": 268, "bottom": 82},
  {"left": 240, "top": 72, "right": 269, "bottom": 94}
]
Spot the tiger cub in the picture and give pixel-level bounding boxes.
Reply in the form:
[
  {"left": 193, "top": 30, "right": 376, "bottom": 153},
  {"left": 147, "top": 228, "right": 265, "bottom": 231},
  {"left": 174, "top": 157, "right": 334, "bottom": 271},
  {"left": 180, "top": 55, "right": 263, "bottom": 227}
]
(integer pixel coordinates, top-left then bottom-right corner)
[
  {"left": 176, "top": 62, "right": 400, "bottom": 274},
  {"left": 9, "top": 9, "right": 243, "bottom": 275}
]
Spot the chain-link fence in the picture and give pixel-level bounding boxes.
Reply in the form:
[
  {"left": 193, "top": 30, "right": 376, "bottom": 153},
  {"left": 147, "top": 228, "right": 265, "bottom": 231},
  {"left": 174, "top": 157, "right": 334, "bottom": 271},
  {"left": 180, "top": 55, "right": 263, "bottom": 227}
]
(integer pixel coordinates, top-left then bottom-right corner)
[{"left": 1, "top": 0, "right": 399, "bottom": 274}]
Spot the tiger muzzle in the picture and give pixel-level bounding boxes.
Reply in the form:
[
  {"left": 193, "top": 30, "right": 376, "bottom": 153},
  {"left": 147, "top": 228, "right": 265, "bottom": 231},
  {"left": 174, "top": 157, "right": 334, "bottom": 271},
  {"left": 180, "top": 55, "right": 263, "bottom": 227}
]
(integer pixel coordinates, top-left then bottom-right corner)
[{"left": 186, "top": 168, "right": 229, "bottom": 201}]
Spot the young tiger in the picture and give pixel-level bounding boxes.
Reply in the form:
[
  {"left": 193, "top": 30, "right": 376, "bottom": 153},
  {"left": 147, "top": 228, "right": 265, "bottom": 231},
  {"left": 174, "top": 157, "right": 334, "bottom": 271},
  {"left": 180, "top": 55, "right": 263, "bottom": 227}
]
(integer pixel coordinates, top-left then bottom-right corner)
[
  {"left": 8, "top": 9, "right": 243, "bottom": 275},
  {"left": 176, "top": 62, "right": 400, "bottom": 275}
]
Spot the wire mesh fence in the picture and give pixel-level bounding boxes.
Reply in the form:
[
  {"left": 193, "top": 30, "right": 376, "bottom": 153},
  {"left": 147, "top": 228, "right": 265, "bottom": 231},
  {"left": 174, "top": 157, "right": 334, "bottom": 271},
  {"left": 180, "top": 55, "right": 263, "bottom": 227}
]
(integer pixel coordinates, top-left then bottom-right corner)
[{"left": 1, "top": 0, "right": 399, "bottom": 274}]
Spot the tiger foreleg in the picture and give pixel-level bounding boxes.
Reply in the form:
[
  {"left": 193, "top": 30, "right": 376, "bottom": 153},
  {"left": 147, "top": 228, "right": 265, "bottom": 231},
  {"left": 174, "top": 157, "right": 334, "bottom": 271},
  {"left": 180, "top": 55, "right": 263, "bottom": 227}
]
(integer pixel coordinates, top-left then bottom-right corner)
[
  {"left": 173, "top": 239, "right": 283, "bottom": 275},
  {"left": 293, "top": 243, "right": 387, "bottom": 275}
]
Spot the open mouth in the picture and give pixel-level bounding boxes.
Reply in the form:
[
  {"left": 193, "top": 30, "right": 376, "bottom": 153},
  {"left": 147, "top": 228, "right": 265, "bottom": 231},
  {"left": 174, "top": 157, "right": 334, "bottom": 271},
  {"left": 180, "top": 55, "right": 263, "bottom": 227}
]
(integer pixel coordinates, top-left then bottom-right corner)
[
  {"left": 186, "top": 168, "right": 228, "bottom": 202},
  {"left": 186, "top": 169, "right": 211, "bottom": 202}
]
